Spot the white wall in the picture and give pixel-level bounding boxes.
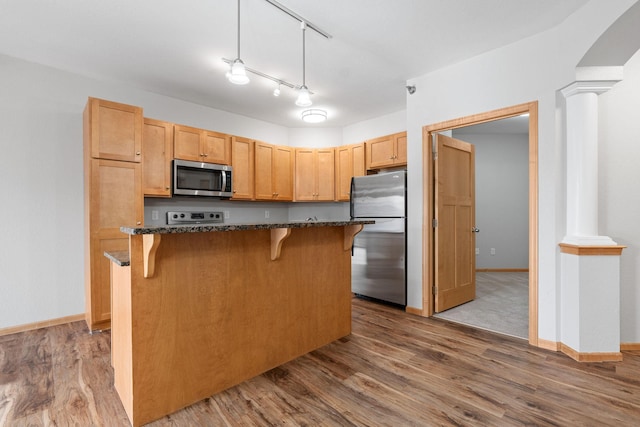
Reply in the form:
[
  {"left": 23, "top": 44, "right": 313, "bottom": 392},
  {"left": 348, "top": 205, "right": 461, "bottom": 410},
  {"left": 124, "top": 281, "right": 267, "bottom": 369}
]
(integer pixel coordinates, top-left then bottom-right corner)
[
  {"left": 599, "top": 47, "right": 640, "bottom": 343},
  {"left": 402, "top": 0, "right": 636, "bottom": 343},
  {"left": 0, "top": 54, "right": 293, "bottom": 329},
  {"left": 342, "top": 110, "right": 406, "bottom": 145},
  {"left": 450, "top": 132, "right": 529, "bottom": 269}
]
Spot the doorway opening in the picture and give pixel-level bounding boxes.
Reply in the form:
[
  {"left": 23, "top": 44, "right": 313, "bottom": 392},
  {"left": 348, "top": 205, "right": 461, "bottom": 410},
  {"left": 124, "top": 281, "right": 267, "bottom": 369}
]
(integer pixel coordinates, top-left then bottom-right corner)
[{"left": 422, "top": 102, "right": 539, "bottom": 346}]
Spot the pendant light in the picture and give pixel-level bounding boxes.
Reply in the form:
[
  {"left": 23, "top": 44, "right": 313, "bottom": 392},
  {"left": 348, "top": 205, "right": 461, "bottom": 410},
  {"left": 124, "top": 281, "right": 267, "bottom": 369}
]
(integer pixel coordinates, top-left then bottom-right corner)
[
  {"left": 295, "top": 21, "right": 312, "bottom": 107},
  {"left": 227, "top": 0, "right": 249, "bottom": 85}
]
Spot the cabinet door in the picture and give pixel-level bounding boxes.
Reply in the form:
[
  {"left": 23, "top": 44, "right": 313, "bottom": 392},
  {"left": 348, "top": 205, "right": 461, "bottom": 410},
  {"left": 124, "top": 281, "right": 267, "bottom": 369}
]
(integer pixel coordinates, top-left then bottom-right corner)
[
  {"left": 273, "top": 145, "right": 293, "bottom": 201},
  {"left": 174, "top": 125, "right": 202, "bottom": 161},
  {"left": 335, "top": 146, "right": 352, "bottom": 201},
  {"left": 394, "top": 132, "right": 407, "bottom": 165},
  {"left": 87, "top": 237, "right": 128, "bottom": 329},
  {"left": 86, "top": 98, "right": 142, "bottom": 162},
  {"left": 203, "top": 131, "right": 231, "bottom": 164},
  {"left": 87, "top": 158, "right": 142, "bottom": 331},
  {"left": 367, "top": 135, "right": 395, "bottom": 169},
  {"left": 91, "top": 159, "right": 143, "bottom": 232},
  {"left": 143, "top": 118, "right": 173, "bottom": 197},
  {"left": 231, "top": 137, "right": 254, "bottom": 200},
  {"left": 316, "top": 148, "right": 336, "bottom": 201},
  {"left": 335, "top": 143, "right": 364, "bottom": 201},
  {"left": 255, "top": 141, "right": 275, "bottom": 200},
  {"left": 352, "top": 143, "right": 366, "bottom": 177},
  {"left": 294, "top": 148, "right": 317, "bottom": 201}
]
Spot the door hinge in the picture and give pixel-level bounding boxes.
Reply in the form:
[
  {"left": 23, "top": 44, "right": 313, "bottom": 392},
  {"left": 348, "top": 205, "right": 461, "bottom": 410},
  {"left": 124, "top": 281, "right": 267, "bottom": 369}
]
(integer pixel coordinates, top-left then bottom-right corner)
[
  {"left": 432, "top": 218, "right": 438, "bottom": 228},
  {"left": 433, "top": 286, "right": 438, "bottom": 295}
]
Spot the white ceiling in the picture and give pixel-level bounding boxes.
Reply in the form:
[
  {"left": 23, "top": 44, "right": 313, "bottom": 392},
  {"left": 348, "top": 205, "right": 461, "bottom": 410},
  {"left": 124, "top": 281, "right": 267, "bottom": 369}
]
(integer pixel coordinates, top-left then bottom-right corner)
[{"left": 0, "top": 0, "right": 590, "bottom": 128}]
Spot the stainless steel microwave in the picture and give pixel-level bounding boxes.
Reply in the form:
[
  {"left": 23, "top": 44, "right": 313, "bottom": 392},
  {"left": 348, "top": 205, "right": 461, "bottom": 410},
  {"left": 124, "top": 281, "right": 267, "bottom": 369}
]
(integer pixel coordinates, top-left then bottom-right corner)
[{"left": 173, "top": 159, "right": 233, "bottom": 198}]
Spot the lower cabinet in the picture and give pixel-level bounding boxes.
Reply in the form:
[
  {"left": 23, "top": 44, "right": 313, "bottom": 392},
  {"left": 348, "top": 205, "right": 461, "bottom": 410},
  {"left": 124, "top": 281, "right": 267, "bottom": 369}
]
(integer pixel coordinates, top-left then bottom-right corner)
[{"left": 85, "top": 158, "right": 143, "bottom": 331}]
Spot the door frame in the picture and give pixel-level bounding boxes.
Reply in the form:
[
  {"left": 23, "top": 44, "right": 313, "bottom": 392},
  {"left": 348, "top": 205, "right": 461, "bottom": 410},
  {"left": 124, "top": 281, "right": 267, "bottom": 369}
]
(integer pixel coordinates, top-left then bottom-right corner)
[{"left": 422, "top": 101, "right": 539, "bottom": 346}]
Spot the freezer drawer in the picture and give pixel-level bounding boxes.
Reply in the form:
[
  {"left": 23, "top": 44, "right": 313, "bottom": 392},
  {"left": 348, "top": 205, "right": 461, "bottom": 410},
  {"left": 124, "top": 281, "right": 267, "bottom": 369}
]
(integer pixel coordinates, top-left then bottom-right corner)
[{"left": 351, "top": 218, "right": 406, "bottom": 305}]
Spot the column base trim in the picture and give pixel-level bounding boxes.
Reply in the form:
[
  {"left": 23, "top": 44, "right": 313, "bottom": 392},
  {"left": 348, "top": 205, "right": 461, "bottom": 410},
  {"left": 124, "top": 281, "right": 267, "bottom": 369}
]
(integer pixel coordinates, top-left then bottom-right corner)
[
  {"left": 561, "top": 343, "right": 623, "bottom": 362},
  {"left": 559, "top": 243, "right": 626, "bottom": 256}
]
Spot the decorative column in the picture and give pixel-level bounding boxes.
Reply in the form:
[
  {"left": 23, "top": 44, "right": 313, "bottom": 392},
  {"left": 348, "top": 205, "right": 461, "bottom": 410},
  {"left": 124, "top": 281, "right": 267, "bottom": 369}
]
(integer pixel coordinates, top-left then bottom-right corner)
[{"left": 559, "top": 67, "right": 625, "bottom": 362}]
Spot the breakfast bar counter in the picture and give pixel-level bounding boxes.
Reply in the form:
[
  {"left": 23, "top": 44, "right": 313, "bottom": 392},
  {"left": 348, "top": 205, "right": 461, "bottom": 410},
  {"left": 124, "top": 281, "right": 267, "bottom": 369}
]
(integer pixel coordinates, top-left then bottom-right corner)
[{"left": 108, "top": 220, "right": 370, "bottom": 426}]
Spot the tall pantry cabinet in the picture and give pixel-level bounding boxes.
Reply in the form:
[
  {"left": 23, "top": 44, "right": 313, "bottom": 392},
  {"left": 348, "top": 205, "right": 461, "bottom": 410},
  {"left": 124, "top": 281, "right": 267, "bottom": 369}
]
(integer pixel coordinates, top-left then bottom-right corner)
[{"left": 83, "top": 98, "right": 143, "bottom": 331}]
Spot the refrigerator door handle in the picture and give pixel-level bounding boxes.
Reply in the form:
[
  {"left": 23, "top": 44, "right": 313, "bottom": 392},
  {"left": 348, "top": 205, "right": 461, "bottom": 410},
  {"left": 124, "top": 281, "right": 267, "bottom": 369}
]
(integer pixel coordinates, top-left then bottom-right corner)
[{"left": 350, "top": 177, "right": 355, "bottom": 218}]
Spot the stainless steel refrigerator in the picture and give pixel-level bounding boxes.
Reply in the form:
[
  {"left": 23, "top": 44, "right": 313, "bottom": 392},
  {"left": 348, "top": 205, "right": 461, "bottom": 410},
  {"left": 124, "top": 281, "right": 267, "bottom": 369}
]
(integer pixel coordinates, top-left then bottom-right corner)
[{"left": 350, "top": 170, "right": 406, "bottom": 306}]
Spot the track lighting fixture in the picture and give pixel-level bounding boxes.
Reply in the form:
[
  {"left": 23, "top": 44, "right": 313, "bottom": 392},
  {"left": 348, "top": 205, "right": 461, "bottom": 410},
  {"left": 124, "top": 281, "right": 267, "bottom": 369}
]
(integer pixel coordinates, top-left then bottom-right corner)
[{"left": 223, "top": 1, "right": 333, "bottom": 120}]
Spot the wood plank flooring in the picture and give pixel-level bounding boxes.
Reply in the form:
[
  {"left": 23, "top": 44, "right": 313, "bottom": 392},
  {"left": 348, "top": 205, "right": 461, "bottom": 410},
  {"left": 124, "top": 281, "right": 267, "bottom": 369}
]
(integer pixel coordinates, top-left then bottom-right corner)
[{"left": 2, "top": 297, "right": 640, "bottom": 426}]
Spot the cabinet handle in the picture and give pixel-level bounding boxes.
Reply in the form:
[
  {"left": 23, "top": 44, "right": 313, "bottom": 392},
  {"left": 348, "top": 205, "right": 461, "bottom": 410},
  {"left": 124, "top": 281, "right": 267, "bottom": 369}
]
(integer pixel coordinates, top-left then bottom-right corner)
[
  {"left": 136, "top": 221, "right": 141, "bottom": 225},
  {"left": 165, "top": 186, "right": 170, "bottom": 190},
  {"left": 136, "top": 151, "right": 141, "bottom": 156},
  {"left": 203, "top": 153, "right": 208, "bottom": 157}
]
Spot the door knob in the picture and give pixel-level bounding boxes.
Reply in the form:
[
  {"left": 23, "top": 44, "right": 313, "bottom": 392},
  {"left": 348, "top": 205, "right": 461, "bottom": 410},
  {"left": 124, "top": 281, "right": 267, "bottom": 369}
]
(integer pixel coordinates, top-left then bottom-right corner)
[{"left": 472, "top": 227, "right": 480, "bottom": 233}]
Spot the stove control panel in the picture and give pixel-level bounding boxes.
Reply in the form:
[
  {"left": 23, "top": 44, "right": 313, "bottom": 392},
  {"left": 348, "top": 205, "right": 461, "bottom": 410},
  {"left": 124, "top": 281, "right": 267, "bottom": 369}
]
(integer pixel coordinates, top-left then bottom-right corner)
[{"left": 167, "top": 211, "right": 224, "bottom": 225}]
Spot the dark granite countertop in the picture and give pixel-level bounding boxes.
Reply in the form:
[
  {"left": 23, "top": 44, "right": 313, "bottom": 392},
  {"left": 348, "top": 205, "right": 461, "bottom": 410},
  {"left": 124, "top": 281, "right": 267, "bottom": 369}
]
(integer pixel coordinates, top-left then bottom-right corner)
[
  {"left": 104, "top": 250, "right": 130, "bottom": 266},
  {"left": 119, "top": 220, "right": 374, "bottom": 236}
]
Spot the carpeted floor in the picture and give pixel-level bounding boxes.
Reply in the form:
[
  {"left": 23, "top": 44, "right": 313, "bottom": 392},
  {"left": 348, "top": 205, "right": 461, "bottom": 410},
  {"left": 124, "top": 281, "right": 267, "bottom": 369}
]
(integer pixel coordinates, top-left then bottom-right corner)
[{"left": 434, "top": 271, "right": 528, "bottom": 339}]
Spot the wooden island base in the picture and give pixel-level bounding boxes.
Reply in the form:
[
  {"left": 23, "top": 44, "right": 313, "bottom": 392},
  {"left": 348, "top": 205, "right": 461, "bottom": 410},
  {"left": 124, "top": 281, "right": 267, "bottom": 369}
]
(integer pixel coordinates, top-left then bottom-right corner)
[{"left": 110, "top": 224, "right": 364, "bottom": 426}]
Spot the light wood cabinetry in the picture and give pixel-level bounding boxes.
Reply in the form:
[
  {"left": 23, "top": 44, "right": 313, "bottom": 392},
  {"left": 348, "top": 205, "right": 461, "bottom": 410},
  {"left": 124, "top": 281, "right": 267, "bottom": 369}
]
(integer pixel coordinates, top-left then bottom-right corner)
[
  {"left": 335, "top": 142, "right": 365, "bottom": 201},
  {"left": 86, "top": 97, "right": 142, "bottom": 162},
  {"left": 84, "top": 98, "right": 143, "bottom": 331},
  {"left": 255, "top": 141, "right": 293, "bottom": 201},
  {"left": 174, "top": 124, "right": 231, "bottom": 165},
  {"left": 230, "top": 136, "right": 254, "bottom": 200},
  {"left": 143, "top": 118, "right": 173, "bottom": 197},
  {"left": 366, "top": 131, "right": 407, "bottom": 170},
  {"left": 295, "top": 148, "right": 336, "bottom": 201}
]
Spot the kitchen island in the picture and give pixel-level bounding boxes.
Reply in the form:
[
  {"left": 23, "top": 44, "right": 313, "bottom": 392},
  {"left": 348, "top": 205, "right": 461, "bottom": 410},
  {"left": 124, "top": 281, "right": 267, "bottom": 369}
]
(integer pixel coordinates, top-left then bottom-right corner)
[{"left": 108, "top": 220, "right": 370, "bottom": 427}]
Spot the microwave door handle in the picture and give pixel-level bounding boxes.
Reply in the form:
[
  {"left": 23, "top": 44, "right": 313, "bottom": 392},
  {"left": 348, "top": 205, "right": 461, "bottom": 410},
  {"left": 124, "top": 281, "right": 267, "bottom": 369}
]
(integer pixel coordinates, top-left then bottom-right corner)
[{"left": 222, "top": 171, "right": 227, "bottom": 194}]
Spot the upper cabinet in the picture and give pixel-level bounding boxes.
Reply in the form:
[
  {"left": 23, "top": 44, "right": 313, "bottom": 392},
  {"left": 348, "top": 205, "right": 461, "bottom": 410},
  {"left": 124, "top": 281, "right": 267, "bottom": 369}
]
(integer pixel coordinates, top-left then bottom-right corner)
[
  {"left": 174, "top": 124, "right": 231, "bottom": 165},
  {"left": 335, "top": 142, "right": 366, "bottom": 201},
  {"left": 85, "top": 97, "right": 142, "bottom": 163},
  {"left": 366, "top": 131, "right": 407, "bottom": 170},
  {"left": 231, "top": 136, "right": 255, "bottom": 200},
  {"left": 255, "top": 141, "right": 293, "bottom": 201},
  {"left": 295, "top": 148, "right": 336, "bottom": 201},
  {"left": 143, "top": 118, "right": 173, "bottom": 197}
]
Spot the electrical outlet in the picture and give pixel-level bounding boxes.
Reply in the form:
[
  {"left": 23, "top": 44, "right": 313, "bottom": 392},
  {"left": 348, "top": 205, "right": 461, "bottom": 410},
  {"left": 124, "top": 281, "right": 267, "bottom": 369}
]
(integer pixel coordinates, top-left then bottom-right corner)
[
  {"left": 265, "top": 210, "right": 270, "bottom": 219},
  {"left": 490, "top": 248, "right": 496, "bottom": 255},
  {"left": 224, "top": 211, "right": 230, "bottom": 219},
  {"left": 151, "top": 210, "right": 159, "bottom": 221},
  {"left": 475, "top": 248, "right": 479, "bottom": 255}
]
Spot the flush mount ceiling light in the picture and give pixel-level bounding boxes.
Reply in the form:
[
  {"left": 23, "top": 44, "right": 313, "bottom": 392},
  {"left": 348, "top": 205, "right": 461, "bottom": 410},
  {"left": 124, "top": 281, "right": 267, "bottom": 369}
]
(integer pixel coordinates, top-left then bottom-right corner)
[
  {"left": 295, "top": 22, "right": 313, "bottom": 107},
  {"left": 227, "top": 0, "right": 249, "bottom": 85},
  {"left": 301, "top": 109, "right": 327, "bottom": 123}
]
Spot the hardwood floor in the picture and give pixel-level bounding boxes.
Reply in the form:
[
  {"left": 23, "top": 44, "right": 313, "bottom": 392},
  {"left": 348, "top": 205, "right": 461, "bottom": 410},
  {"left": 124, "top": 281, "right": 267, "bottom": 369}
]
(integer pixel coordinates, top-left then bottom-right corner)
[{"left": 2, "top": 297, "right": 640, "bottom": 426}]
